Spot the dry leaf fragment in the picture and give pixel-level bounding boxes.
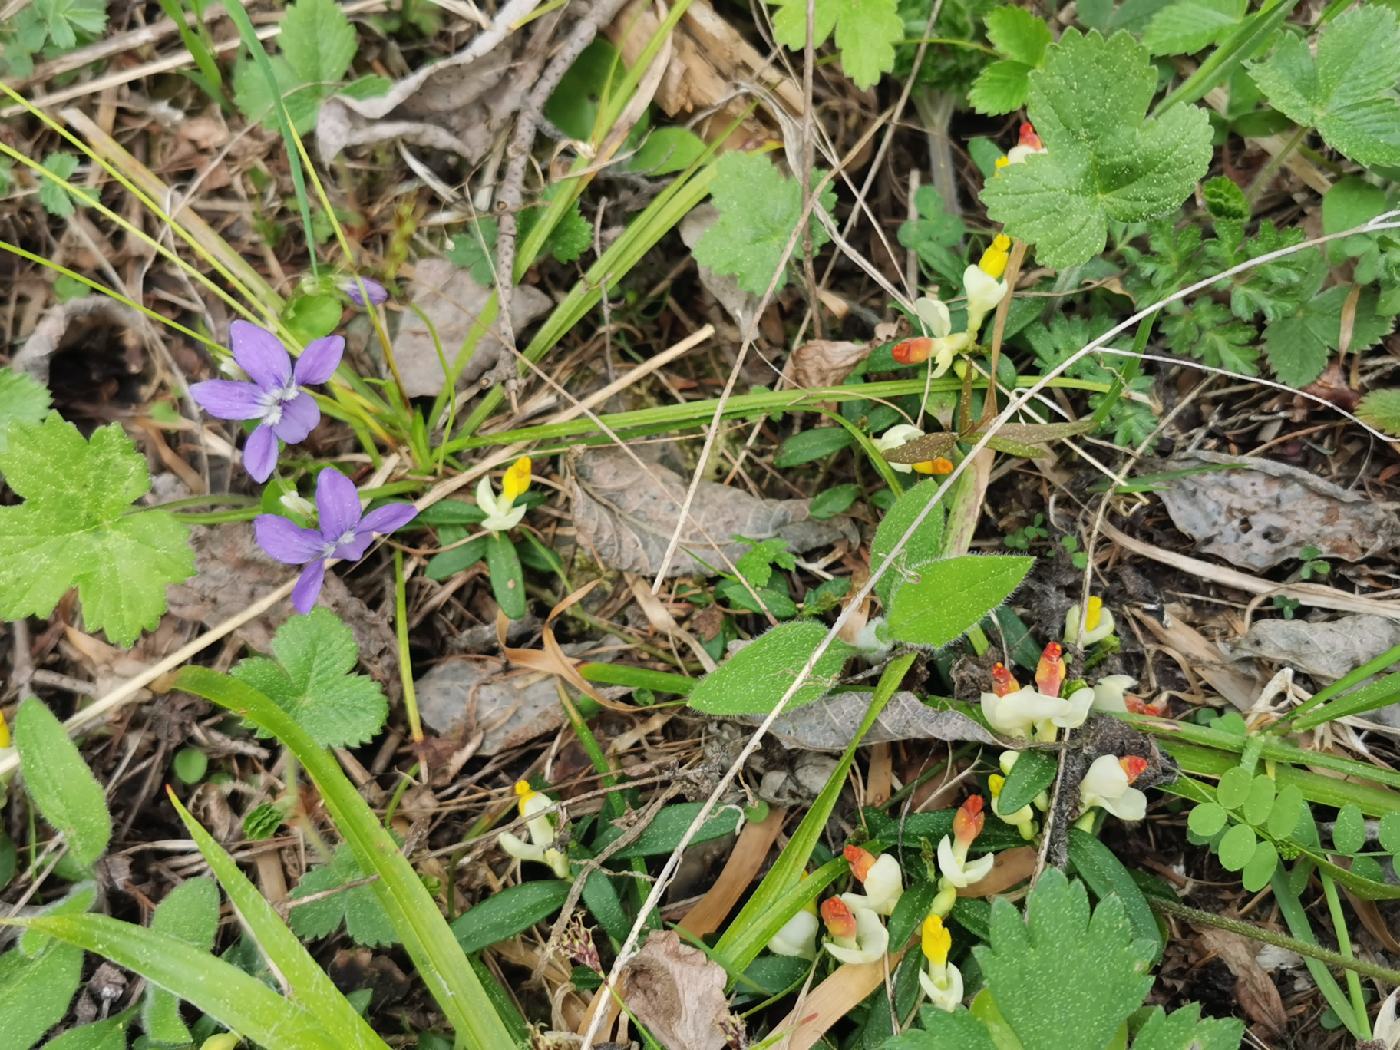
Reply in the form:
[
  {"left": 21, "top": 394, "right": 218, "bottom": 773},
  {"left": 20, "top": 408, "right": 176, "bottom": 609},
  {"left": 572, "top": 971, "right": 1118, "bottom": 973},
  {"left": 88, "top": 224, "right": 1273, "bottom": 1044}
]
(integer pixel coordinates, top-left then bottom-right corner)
[
  {"left": 392, "top": 260, "right": 551, "bottom": 397},
  {"left": 1158, "top": 452, "right": 1400, "bottom": 571},
  {"left": 569, "top": 448, "right": 853, "bottom": 577},
  {"left": 1197, "top": 928, "right": 1287, "bottom": 1036},
  {"left": 783, "top": 339, "right": 870, "bottom": 389},
  {"left": 413, "top": 657, "right": 566, "bottom": 752},
  {"left": 619, "top": 930, "right": 736, "bottom": 1050},
  {"left": 732, "top": 690, "right": 1001, "bottom": 751},
  {"left": 1229, "top": 614, "right": 1400, "bottom": 683}
]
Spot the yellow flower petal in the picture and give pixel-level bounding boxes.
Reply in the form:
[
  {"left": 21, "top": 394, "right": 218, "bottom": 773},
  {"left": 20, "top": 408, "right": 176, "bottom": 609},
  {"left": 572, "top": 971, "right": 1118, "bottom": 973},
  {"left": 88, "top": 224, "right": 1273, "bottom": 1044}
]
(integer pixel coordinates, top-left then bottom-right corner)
[
  {"left": 502, "top": 456, "right": 532, "bottom": 504},
  {"left": 978, "top": 234, "right": 1012, "bottom": 279},
  {"left": 514, "top": 779, "right": 537, "bottom": 815},
  {"left": 1085, "top": 595, "right": 1103, "bottom": 632},
  {"left": 922, "top": 913, "right": 951, "bottom": 967},
  {"left": 0, "top": 711, "right": 9, "bottom": 750}
]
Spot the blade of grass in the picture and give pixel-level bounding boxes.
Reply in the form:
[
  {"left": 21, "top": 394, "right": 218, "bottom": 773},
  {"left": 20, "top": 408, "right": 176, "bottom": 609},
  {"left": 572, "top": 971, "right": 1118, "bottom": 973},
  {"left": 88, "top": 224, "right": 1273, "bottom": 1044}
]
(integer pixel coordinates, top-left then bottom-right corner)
[
  {"left": 1154, "top": 0, "right": 1303, "bottom": 113},
  {"left": 1274, "top": 644, "right": 1400, "bottom": 730},
  {"left": 2, "top": 915, "right": 340, "bottom": 1050},
  {"left": 166, "top": 791, "right": 389, "bottom": 1050},
  {"left": 175, "top": 667, "right": 515, "bottom": 1050},
  {"left": 1271, "top": 867, "right": 1369, "bottom": 1039}
]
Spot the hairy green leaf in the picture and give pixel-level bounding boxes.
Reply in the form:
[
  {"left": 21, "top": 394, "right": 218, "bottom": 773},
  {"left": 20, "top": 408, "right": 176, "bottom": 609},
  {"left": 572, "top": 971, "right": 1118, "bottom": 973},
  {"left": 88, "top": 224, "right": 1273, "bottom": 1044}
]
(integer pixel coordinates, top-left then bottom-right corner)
[
  {"left": 0, "top": 369, "right": 51, "bottom": 453},
  {"left": 290, "top": 843, "right": 397, "bottom": 947},
  {"left": 1143, "top": 0, "right": 1243, "bottom": 55},
  {"left": 771, "top": 0, "right": 904, "bottom": 88},
  {"left": 14, "top": 698, "right": 112, "bottom": 867},
  {"left": 143, "top": 878, "right": 220, "bottom": 1044},
  {"left": 0, "top": 940, "right": 83, "bottom": 1050},
  {"left": 887, "top": 555, "right": 1032, "bottom": 648},
  {"left": 686, "top": 620, "right": 852, "bottom": 715}
]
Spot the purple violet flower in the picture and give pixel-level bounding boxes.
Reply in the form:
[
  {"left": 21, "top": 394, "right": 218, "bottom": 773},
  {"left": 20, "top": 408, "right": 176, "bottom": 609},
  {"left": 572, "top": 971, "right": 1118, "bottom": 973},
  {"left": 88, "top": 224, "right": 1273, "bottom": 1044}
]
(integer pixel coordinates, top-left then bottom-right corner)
[
  {"left": 255, "top": 467, "right": 418, "bottom": 614},
  {"left": 191, "top": 321, "right": 344, "bottom": 482},
  {"left": 343, "top": 277, "right": 388, "bottom": 307}
]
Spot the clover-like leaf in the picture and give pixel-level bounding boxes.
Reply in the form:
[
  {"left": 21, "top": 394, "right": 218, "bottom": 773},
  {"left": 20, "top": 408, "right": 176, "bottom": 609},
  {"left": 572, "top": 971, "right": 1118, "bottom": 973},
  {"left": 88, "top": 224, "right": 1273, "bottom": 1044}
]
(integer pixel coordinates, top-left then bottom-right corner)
[
  {"left": 0, "top": 415, "right": 194, "bottom": 647},
  {"left": 980, "top": 29, "right": 1211, "bottom": 269},
  {"left": 1247, "top": 5, "right": 1400, "bottom": 167},
  {"left": 974, "top": 869, "right": 1155, "bottom": 1050},
  {"left": 231, "top": 608, "right": 388, "bottom": 749}
]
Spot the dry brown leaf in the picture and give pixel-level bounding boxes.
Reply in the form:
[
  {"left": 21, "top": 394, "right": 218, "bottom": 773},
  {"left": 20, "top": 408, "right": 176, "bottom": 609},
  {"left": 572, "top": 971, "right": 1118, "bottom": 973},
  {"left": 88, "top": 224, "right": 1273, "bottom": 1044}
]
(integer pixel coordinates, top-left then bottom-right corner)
[
  {"left": 1230, "top": 614, "right": 1400, "bottom": 683},
  {"left": 679, "top": 806, "right": 785, "bottom": 937},
  {"left": 569, "top": 448, "right": 853, "bottom": 577},
  {"left": 1197, "top": 928, "right": 1287, "bottom": 1036},
  {"left": 774, "top": 953, "right": 903, "bottom": 1050},
  {"left": 165, "top": 525, "right": 396, "bottom": 687},
  {"left": 1134, "top": 605, "right": 1259, "bottom": 711},
  {"left": 783, "top": 339, "right": 870, "bottom": 389},
  {"left": 1158, "top": 452, "right": 1400, "bottom": 571},
  {"left": 619, "top": 930, "right": 736, "bottom": 1050},
  {"left": 392, "top": 260, "right": 551, "bottom": 397},
  {"left": 412, "top": 656, "right": 564, "bottom": 750},
  {"left": 733, "top": 690, "right": 1002, "bottom": 751}
]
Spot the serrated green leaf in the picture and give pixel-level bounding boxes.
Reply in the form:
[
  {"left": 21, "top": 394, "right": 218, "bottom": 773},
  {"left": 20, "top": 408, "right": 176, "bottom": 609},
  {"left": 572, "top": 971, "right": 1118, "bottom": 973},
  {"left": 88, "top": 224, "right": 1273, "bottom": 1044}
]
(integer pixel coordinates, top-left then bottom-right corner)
[
  {"left": 1217, "top": 823, "right": 1256, "bottom": 870},
  {"left": 1067, "top": 829, "right": 1163, "bottom": 960},
  {"left": 1248, "top": 6, "right": 1400, "bottom": 167},
  {"left": 143, "top": 877, "right": 220, "bottom": 1044},
  {"left": 1142, "top": 0, "right": 1243, "bottom": 55},
  {"left": 897, "top": 186, "right": 967, "bottom": 286},
  {"left": 888, "top": 554, "right": 1032, "bottom": 648},
  {"left": 38, "top": 151, "right": 78, "bottom": 218},
  {"left": 886, "top": 1008, "right": 1000, "bottom": 1047},
  {"left": 985, "top": 6, "right": 1051, "bottom": 63},
  {"left": 0, "top": 940, "right": 83, "bottom": 1050},
  {"left": 0, "top": 369, "right": 51, "bottom": 453},
  {"left": 14, "top": 698, "right": 112, "bottom": 867},
  {"left": 692, "top": 152, "right": 835, "bottom": 295},
  {"left": 231, "top": 609, "right": 387, "bottom": 749},
  {"left": 1264, "top": 286, "right": 1396, "bottom": 387},
  {"left": 974, "top": 870, "right": 1154, "bottom": 1050},
  {"left": 981, "top": 29, "right": 1211, "bottom": 269},
  {"left": 771, "top": 0, "right": 904, "bottom": 88},
  {"left": 232, "top": 54, "right": 321, "bottom": 133},
  {"left": 447, "top": 219, "right": 499, "bottom": 285},
  {"left": 1202, "top": 175, "right": 1249, "bottom": 221},
  {"left": 280, "top": 0, "right": 356, "bottom": 86},
  {"left": 35, "top": 0, "right": 107, "bottom": 49},
  {"left": 870, "top": 477, "right": 947, "bottom": 606},
  {"left": 686, "top": 620, "right": 852, "bottom": 715},
  {"left": 0, "top": 416, "right": 194, "bottom": 646},
  {"left": 968, "top": 59, "right": 1034, "bottom": 115},
  {"left": 1131, "top": 1003, "right": 1244, "bottom": 1050},
  {"left": 290, "top": 844, "right": 397, "bottom": 947}
]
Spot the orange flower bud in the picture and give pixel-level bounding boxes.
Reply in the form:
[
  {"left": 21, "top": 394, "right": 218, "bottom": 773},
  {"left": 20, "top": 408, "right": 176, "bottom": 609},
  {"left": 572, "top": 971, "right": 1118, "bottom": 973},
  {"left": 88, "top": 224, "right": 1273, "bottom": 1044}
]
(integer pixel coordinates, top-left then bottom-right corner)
[
  {"left": 912, "top": 457, "right": 954, "bottom": 475},
  {"left": 1035, "top": 642, "right": 1065, "bottom": 697},
  {"left": 844, "top": 844, "right": 876, "bottom": 883},
  {"left": 1019, "top": 122, "right": 1042, "bottom": 150},
  {"left": 953, "top": 796, "right": 985, "bottom": 848},
  {"left": 1119, "top": 756, "right": 1148, "bottom": 784},
  {"left": 991, "top": 663, "right": 1021, "bottom": 697},
  {"left": 821, "top": 897, "right": 857, "bottom": 939},
  {"left": 892, "top": 337, "right": 933, "bottom": 366}
]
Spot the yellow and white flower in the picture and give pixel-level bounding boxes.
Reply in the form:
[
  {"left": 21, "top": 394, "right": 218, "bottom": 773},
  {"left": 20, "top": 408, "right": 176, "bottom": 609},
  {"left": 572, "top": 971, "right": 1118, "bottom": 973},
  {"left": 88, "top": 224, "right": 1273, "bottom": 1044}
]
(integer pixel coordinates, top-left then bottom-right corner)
[
  {"left": 499, "top": 779, "right": 569, "bottom": 877},
  {"left": 1080, "top": 755, "right": 1149, "bottom": 823},
  {"left": 914, "top": 296, "right": 952, "bottom": 338},
  {"left": 932, "top": 796, "right": 995, "bottom": 915},
  {"left": 918, "top": 914, "right": 964, "bottom": 1012},
  {"left": 767, "top": 901, "right": 820, "bottom": 959},
  {"left": 820, "top": 897, "right": 890, "bottom": 965},
  {"left": 980, "top": 654, "right": 1092, "bottom": 741},
  {"left": 839, "top": 845, "right": 904, "bottom": 916},
  {"left": 477, "top": 456, "right": 531, "bottom": 532},
  {"left": 1065, "top": 596, "right": 1115, "bottom": 647},
  {"left": 1091, "top": 674, "right": 1137, "bottom": 714},
  {"left": 964, "top": 235, "right": 1011, "bottom": 336}
]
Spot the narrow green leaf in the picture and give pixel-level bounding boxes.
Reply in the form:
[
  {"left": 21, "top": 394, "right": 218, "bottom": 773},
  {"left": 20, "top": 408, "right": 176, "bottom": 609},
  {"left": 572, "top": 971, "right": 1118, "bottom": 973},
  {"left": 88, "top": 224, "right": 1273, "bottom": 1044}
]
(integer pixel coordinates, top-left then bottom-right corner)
[
  {"left": 452, "top": 880, "right": 571, "bottom": 953},
  {"left": 593, "top": 802, "right": 743, "bottom": 858},
  {"left": 14, "top": 697, "right": 112, "bottom": 867},
  {"left": 487, "top": 532, "right": 527, "bottom": 620},
  {"left": 888, "top": 555, "right": 1033, "bottom": 648},
  {"left": 998, "top": 750, "right": 1057, "bottom": 814}
]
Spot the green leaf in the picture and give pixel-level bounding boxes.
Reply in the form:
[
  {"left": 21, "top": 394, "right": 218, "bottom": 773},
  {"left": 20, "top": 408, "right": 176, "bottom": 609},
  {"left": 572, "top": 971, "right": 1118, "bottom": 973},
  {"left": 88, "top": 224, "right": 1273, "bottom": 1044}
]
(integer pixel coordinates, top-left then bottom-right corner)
[
  {"left": 692, "top": 152, "right": 834, "bottom": 296},
  {"left": 46, "top": 1016, "right": 132, "bottom": 1050},
  {"left": 870, "top": 477, "right": 947, "bottom": 607},
  {"left": 1240, "top": 838, "right": 1278, "bottom": 892},
  {"left": 1247, "top": 6, "right": 1400, "bottom": 167},
  {"left": 897, "top": 186, "right": 967, "bottom": 284},
  {"left": 143, "top": 877, "right": 220, "bottom": 1044},
  {"left": 1217, "top": 823, "right": 1256, "bottom": 871},
  {"left": 231, "top": 609, "right": 388, "bottom": 749},
  {"left": 887, "top": 554, "right": 1033, "bottom": 648},
  {"left": 425, "top": 534, "right": 489, "bottom": 580},
  {"left": 886, "top": 1008, "right": 1000, "bottom": 1048},
  {"left": 1215, "top": 766, "right": 1252, "bottom": 811},
  {"left": 38, "top": 151, "right": 79, "bottom": 218},
  {"left": 0, "top": 369, "right": 51, "bottom": 453},
  {"left": 810, "top": 483, "right": 859, "bottom": 519},
  {"left": 35, "top": 0, "right": 107, "bottom": 49},
  {"left": 1187, "top": 801, "right": 1228, "bottom": 838},
  {"left": 1202, "top": 176, "right": 1249, "bottom": 222},
  {"left": 14, "top": 697, "right": 112, "bottom": 867},
  {"left": 0, "top": 940, "right": 83, "bottom": 1050},
  {"left": 1332, "top": 802, "right": 1365, "bottom": 854},
  {"left": 0, "top": 416, "right": 194, "bottom": 646},
  {"left": 981, "top": 29, "right": 1211, "bottom": 269},
  {"left": 985, "top": 5, "right": 1051, "bottom": 63},
  {"left": 1266, "top": 784, "right": 1305, "bottom": 839},
  {"left": 770, "top": 0, "right": 904, "bottom": 88},
  {"left": 685, "top": 620, "right": 852, "bottom": 715},
  {"left": 775, "top": 426, "right": 854, "bottom": 467},
  {"left": 593, "top": 801, "right": 743, "bottom": 858},
  {"left": 1066, "top": 829, "right": 1163, "bottom": 960},
  {"left": 279, "top": 0, "right": 357, "bottom": 86},
  {"left": 283, "top": 292, "right": 343, "bottom": 343},
  {"left": 172, "top": 745, "right": 208, "bottom": 784},
  {"left": 290, "top": 844, "right": 398, "bottom": 947},
  {"left": 486, "top": 532, "right": 527, "bottom": 620},
  {"left": 232, "top": 55, "right": 321, "bottom": 133},
  {"left": 968, "top": 59, "right": 1034, "bottom": 115},
  {"left": 452, "top": 880, "right": 571, "bottom": 953},
  {"left": 998, "top": 749, "right": 1057, "bottom": 813},
  {"left": 11, "top": 914, "right": 340, "bottom": 1050},
  {"left": 447, "top": 220, "right": 499, "bottom": 285},
  {"left": 1241, "top": 774, "right": 1276, "bottom": 826},
  {"left": 625, "top": 126, "right": 706, "bottom": 175},
  {"left": 1379, "top": 810, "right": 1400, "bottom": 854},
  {"left": 1143, "top": 0, "right": 1244, "bottom": 55},
  {"left": 1131, "top": 1003, "right": 1244, "bottom": 1050},
  {"left": 1264, "top": 286, "right": 1396, "bottom": 387},
  {"left": 973, "top": 870, "right": 1154, "bottom": 1050}
]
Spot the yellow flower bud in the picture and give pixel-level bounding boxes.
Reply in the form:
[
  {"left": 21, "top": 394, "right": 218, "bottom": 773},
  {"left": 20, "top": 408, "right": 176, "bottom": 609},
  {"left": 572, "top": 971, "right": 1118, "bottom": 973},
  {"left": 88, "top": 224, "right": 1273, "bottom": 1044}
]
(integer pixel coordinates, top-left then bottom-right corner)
[
  {"left": 922, "top": 914, "right": 952, "bottom": 968},
  {"left": 0, "top": 710, "right": 10, "bottom": 750},
  {"left": 1085, "top": 595, "right": 1103, "bottom": 633},
  {"left": 502, "top": 456, "right": 532, "bottom": 504},
  {"left": 978, "top": 234, "right": 1012, "bottom": 280}
]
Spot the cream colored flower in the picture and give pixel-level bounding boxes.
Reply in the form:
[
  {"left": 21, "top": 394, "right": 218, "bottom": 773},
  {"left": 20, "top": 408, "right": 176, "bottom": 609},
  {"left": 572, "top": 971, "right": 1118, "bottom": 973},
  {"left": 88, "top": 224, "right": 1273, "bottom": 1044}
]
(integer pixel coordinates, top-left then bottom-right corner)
[
  {"left": 914, "top": 296, "right": 952, "bottom": 337},
  {"left": 981, "top": 684, "right": 1093, "bottom": 740},
  {"left": 838, "top": 846, "right": 903, "bottom": 916},
  {"left": 821, "top": 898, "right": 889, "bottom": 965},
  {"left": 767, "top": 904, "right": 820, "bottom": 959},
  {"left": 1080, "top": 755, "right": 1149, "bottom": 822},
  {"left": 1373, "top": 988, "right": 1400, "bottom": 1048},
  {"left": 500, "top": 780, "right": 569, "bottom": 877},
  {"left": 1065, "top": 596, "right": 1115, "bottom": 646},
  {"left": 477, "top": 456, "right": 531, "bottom": 532},
  {"left": 1091, "top": 675, "right": 1137, "bottom": 713},
  {"left": 918, "top": 914, "right": 964, "bottom": 1012}
]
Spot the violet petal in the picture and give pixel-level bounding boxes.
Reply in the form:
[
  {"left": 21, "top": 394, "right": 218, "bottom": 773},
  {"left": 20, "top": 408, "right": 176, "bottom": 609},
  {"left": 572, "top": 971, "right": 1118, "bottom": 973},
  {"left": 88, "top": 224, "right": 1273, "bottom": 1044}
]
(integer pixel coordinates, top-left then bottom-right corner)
[
  {"left": 243, "top": 425, "right": 279, "bottom": 483},
  {"left": 230, "top": 320, "right": 292, "bottom": 391},
  {"left": 254, "top": 514, "right": 324, "bottom": 564},
  {"left": 293, "top": 335, "right": 344, "bottom": 386},
  {"left": 190, "top": 379, "right": 266, "bottom": 421},
  {"left": 314, "top": 467, "right": 363, "bottom": 543},
  {"left": 344, "top": 277, "right": 388, "bottom": 307},
  {"left": 291, "top": 560, "right": 328, "bottom": 614},
  {"left": 271, "top": 391, "right": 320, "bottom": 444},
  {"left": 358, "top": 503, "right": 419, "bottom": 537},
  {"left": 332, "top": 532, "right": 376, "bottom": 562}
]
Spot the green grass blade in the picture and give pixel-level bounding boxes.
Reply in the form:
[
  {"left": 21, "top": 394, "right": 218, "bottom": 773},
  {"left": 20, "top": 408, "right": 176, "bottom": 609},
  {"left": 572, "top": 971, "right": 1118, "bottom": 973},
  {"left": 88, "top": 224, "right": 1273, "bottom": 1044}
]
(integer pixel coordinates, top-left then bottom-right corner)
[
  {"left": 1271, "top": 867, "right": 1368, "bottom": 1039},
  {"left": 711, "top": 653, "right": 917, "bottom": 973},
  {"left": 175, "top": 666, "right": 517, "bottom": 1050},
  {"left": 166, "top": 791, "right": 389, "bottom": 1050},
  {"left": 1154, "top": 0, "right": 1304, "bottom": 113},
  {"left": 4, "top": 915, "right": 340, "bottom": 1050}
]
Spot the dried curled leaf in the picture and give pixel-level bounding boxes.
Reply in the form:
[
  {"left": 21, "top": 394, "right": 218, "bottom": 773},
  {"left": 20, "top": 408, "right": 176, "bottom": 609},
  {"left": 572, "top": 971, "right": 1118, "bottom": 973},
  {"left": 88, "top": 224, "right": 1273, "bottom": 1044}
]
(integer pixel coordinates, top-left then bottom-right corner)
[
  {"left": 620, "top": 930, "right": 736, "bottom": 1050},
  {"left": 732, "top": 690, "right": 1001, "bottom": 751}
]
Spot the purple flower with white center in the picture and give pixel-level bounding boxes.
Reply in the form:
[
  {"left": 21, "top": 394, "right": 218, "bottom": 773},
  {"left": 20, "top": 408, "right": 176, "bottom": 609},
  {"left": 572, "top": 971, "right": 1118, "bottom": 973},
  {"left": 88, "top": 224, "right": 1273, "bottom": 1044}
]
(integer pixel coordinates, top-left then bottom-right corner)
[
  {"left": 342, "top": 276, "right": 388, "bottom": 307},
  {"left": 254, "top": 467, "right": 418, "bottom": 613},
  {"left": 190, "top": 321, "right": 344, "bottom": 483}
]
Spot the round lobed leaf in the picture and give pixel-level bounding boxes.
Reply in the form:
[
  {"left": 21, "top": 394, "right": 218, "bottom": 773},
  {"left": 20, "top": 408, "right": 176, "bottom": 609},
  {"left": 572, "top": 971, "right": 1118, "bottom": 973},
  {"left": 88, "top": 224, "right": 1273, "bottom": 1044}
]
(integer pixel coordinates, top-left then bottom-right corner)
[
  {"left": 1332, "top": 803, "right": 1366, "bottom": 855},
  {"left": 1241, "top": 774, "right": 1276, "bottom": 826}
]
